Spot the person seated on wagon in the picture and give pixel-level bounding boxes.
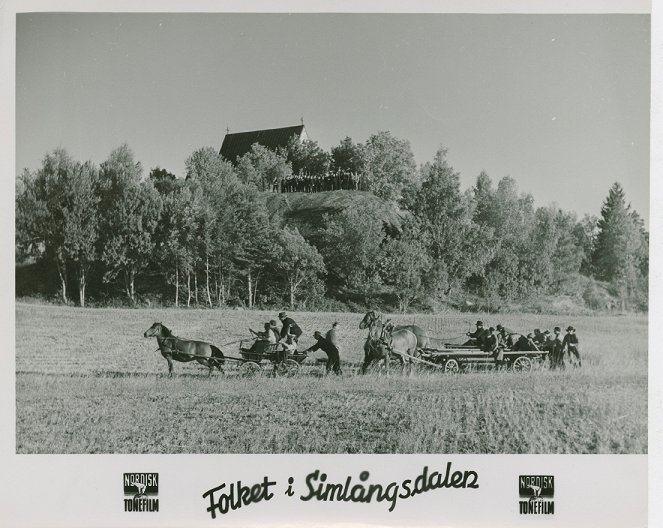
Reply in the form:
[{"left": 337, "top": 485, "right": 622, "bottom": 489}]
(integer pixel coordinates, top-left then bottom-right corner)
[
  {"left": 278, "top": 333, "right": 298, "bottom": 363},
  {"left": 514, "top": 333, "right": 538, "bottom": 351},
  {"left": 532, "top": 328, "right": 546, "bottom": 346},
  {"left": 464, "top": 320, "right": 488, "bottom": 347},
  {"left": 496, "top": 324, "right": 519, "bottom": 350},
  {"left": 248, "top": 322, "right": 278, "bottom": 353},
  {"left": 268, "top": 320, "right": 281, "bottom": 342}
]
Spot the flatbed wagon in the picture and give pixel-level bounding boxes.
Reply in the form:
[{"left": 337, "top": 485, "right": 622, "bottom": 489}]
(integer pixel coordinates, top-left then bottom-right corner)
[{"left": 419, "top": 343, "right": 548, "bottom": 373}]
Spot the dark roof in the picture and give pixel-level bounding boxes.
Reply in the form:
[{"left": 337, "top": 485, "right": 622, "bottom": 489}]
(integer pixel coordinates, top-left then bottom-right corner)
[{"left": 219, "top": 124, "right": 306, "bottom": 164}]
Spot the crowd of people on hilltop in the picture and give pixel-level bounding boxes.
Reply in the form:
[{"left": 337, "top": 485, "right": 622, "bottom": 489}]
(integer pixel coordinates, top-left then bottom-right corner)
[
  {"left": 275, "top": 171, "right": 367, "bottom": 193},
  {"left": 464, "top": 320, "right": 581, "bottom": 369},
  {"left": 248, "top": 311, "right": 342, "bottom": 375}
]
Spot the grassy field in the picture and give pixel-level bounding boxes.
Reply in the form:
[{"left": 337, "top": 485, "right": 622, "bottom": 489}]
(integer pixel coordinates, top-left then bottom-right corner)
[{"left": 15, "top": 303, "right": 647, "bottom": 454}]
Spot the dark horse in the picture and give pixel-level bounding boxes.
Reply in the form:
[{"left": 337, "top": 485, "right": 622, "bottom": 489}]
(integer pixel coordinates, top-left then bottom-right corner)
[
  {"left": 359, "top": 310, "right": 430, "bottom": 362},
  {"left": 143, "top": 322, "right": 225, "bottom": 377}
]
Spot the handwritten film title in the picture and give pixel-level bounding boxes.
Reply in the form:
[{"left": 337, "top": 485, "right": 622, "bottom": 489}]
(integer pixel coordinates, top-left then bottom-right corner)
[{"left": 202, "top": 463, "right": 479, "bottom": 518}]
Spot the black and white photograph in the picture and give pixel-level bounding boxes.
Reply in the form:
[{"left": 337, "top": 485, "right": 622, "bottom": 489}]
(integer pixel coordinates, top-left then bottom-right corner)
[{"left": 2, "top": 0, "right": 659, "bottom": 526}]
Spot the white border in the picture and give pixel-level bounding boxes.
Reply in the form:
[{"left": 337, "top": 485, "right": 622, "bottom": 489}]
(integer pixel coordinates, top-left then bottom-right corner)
[{"left": 1, "top": 1, "right": 657, "bottom": 527}]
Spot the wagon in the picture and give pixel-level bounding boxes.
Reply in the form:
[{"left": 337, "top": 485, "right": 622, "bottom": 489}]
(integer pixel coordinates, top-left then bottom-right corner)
[
  {"left": 418, "top": 343, "right": 548, "bottom": 373},
  {"left": 236, "top": 339, "right": 308, "bottom": 377}
]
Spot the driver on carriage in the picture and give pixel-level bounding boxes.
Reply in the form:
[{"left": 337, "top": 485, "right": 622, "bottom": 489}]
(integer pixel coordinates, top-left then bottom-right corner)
[
  {"left": 248, "top": 322, "right": 278, "bottom": 353},
  {"left": 464, "top": 320, "right": 488, "bottom": 347}
]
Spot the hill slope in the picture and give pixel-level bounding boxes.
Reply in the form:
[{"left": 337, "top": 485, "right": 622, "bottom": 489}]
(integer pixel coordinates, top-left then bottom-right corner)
[{"left": 265, "top": 190, "right": 405, "bottom": 231}]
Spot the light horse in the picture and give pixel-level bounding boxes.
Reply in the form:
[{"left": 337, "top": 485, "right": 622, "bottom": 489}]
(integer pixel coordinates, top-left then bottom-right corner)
[
  {"left": 359, "top": 311, "right": 420, "bottom": 374},
  {"left": 359, "top": 310, "right": 430, "bottom": 363},
  {"left": 143, "top": 322, "right": 225, "bottom": 377}
]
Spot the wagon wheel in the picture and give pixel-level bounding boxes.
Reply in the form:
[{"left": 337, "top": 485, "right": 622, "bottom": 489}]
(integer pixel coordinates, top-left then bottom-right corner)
[
  {"left": 444, "top": 359, "right": 460, "bottom": 374},
  {"left": 239, "top": 361, "right": 262, "bottom": 377},
  {"left": 512, "top": 356, "right": 533, "bottom": 372},
  {"left": 275, "top": 359, "right": 300, "bottom": 377}
]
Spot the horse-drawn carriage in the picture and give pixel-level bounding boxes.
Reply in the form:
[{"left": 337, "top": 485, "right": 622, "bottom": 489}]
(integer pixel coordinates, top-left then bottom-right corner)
[
  {"left": 358, "top": 311, "right": 548, "bottom": 374},
  {"left": 237, "top": 339, "right": 308, "bottom": 377},
  {"left": 418, "top": 343, "right": 548, "bottom": 373},
  {"left": 143, "top": 322, "right": 309, "bottom": 377}
]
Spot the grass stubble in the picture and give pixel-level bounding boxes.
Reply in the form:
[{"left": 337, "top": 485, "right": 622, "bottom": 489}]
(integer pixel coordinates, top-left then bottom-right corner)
[{"left": 15, "top": 303, "right": 647, "bottom": 454}]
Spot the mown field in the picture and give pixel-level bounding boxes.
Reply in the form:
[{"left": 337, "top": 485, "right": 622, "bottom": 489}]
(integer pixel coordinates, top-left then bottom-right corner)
[{"left": 15, "top": 303, "right": 648, "bottom": 454}]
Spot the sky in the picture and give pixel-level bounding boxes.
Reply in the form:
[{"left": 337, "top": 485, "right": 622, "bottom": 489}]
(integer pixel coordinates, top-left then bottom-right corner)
[{"left": 16, "top": 12, "right": 650, "bottom": 222}]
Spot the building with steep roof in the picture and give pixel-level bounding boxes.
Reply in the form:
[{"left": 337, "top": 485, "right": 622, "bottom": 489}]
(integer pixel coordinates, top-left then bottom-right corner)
[{"left": 219, "top": 124, "right": 308, "bottom": 164}]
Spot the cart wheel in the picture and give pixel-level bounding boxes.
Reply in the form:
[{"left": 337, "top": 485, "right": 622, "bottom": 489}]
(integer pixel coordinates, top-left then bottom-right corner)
[
  {"left": 239, "top": 361, "right": 262, "bottom": 377},
  {"left": 512, "top": 356, "right": 533, "bottom": 372},
  {"left": 444, "top": 359, "right": 460, "bottom": 374},
  {"left": 275, "top": 359, "right": 300, "bottom": 377}
]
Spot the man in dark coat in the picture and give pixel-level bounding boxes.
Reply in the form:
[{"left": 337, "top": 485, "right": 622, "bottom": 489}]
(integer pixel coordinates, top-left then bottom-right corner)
[
  {"left": 484, "top": 327, "right": 505, "bottom": 369},
  {"left": 562, "top": 326, "right": 581, "bottom": 367},
  {"left": 325, "top": 322, "right": 339, "bottom": 347},
  {"left": 304, "top": 331, "right": 342, "bottom": 375},
  {"left": 465, "top": 320, "right": 488, "bottom": 347},
  {"left": 278, "top": 312, "right": 303, "bottom": 342},
  {"left": 550, "top": 327, "right": 564, "bottom": 369}
]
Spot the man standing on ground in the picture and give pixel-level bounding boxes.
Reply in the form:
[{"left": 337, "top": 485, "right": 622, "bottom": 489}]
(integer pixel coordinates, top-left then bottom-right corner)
[
  {"left": 562, "top": 326, "right": 581, "bottom": 367},
  {"left": 304, "top": 331, "right": 342, "bottom": 375},
  {"left": 325, "top": 321, "right": 339, "bottom": 348}
]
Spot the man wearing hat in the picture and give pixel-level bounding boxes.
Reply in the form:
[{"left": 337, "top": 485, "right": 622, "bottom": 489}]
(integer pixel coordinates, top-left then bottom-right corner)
[
  {"left": 465, "top": 320, "right": 488, "bottom": 347},
  {"left": 550, "top": 326, "right": 564, "bottom": 369},
  {"left": 278, "top": 312, "right": 303, "bottom": 342},
  {"left": 562, "top": 326, "right": 581, "bottom": 367},
  {"left": 303, "top": 331, "right": 342, "bottom": 375}
]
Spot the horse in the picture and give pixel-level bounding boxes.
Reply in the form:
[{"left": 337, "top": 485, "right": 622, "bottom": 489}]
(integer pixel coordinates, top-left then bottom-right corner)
[
  {"left": 359, "top": 310, "right": 430, "bottom": 362},
  {"left": 143, "top": 322, "right": 225, "bottom": 377},
  {"left": 362, "top": 323, "right": 419, "bottom": 374}
]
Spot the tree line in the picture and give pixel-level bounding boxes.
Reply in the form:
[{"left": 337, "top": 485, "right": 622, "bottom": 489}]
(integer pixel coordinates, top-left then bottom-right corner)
[{"left": 15, "top": 131, "right": 649, "bottom": 312}]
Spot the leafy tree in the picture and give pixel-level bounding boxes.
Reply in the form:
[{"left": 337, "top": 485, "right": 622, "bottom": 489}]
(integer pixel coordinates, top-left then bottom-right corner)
[
  {"left": 315, "top": 205, "right": 386, "bottom": 296},
  {"left": 185, "top": 147, "right": 238, "bottom": 201},
  {"left": 236, "top": 144, "right": 292, "bottom": 192},
  {"left": 15, "top": 149, "right": 99, "bottom": 305},
  {"left": 225, "top": 186, "right": 274, "bottom": 307},
  {"left": 149, "top": 166, "right": 181, "bottom": 195},
  {"left": 379, "top": 221, "right": 431, "bottom": 312},
  {"left": 272, "top": 227, "right": 326, "bottom": 308},
  {"left": 281, "top": 137, "right": 331, "bottom": 177},
  {"left": 591, "top": 183, "right": 648, "bottom": 308},
  {"left": 362, "top": 131, "right": 417, "bottom": 201},
  {"left": 412, "top": 148, "right": 487, "bottom": 298},
  {"left": 62, "top": 161, "right": 100, "bottom": 307},
  {"left": 97, "top": 145, "right": 162, "bottom": 303},
  {"left": 330, "top": 137, "right": 365, "bottom": 175}
]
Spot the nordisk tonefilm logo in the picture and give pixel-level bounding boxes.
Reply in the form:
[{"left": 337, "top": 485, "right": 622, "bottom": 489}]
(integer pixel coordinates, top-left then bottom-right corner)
[
  {"left": 123, "top": 473, "right": 159, "bottom": 512},
  {"left": 518, "top": 475, "right": 554, "bottom": 515}
]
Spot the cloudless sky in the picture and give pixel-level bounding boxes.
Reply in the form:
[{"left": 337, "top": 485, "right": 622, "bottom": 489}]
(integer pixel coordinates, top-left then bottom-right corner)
[{"left": 16, "top": 13, "right": 650, "bottom": 222}]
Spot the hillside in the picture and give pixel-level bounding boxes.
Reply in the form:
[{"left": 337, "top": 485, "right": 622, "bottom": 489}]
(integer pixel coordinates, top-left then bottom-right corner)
[{"left": 264, "top": 190, "right": 405, "bottom": 231}]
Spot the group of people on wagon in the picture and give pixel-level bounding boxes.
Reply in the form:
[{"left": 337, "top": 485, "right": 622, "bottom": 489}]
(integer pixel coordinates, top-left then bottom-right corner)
[
  {"left": 248, "top": 312, "right": 342, "bottom": 374},
  {"left": 465, "top": 320, "right": 581, "bottom": 369}
]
